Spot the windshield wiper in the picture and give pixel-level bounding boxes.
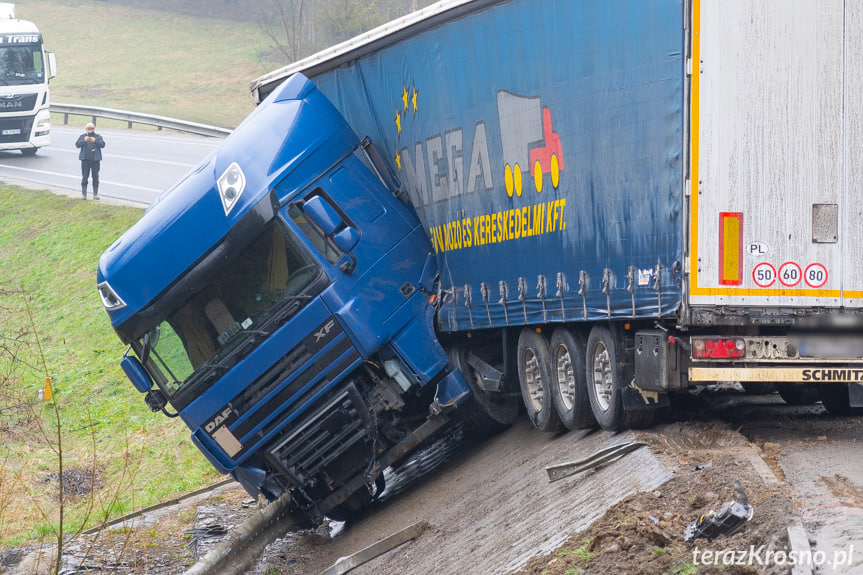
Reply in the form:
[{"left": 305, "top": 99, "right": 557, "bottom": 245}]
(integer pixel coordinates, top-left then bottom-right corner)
[{"left": 270, "top": 297, "right": 307, "bottom": 324}]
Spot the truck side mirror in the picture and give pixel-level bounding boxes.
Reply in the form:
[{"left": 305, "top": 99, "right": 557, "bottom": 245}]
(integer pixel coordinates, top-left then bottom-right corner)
[
  {"left": 303, "top": 195, "right": 341, "bottom": 235},
  {"left": 46, "top": 52, "right": 56, "bottom": 80},
  {"left": 333, "top": 226, "right": 360, "bottom": 253},
  {"left": 121, "top": 355, "right": 153, "bottom": 393}
]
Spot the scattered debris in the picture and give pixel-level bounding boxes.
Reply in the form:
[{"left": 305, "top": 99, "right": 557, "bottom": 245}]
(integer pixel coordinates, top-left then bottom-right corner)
[
  {"left": 319, "top": 521, "right": 430, "bottom": 575},
  {"left": 43, "top": 467, "right": 103, "bottom": 499},
  {"left": 545, "top": 441, "right": 647, "bottom": 482},
  {"left": 684, "top": 479, "right": 754, "bottom": 543}
]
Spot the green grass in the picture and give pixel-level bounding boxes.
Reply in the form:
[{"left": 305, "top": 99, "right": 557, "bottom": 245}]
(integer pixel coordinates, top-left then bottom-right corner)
[
  {"left": 0, "top": 0, "right": 286, "bottom": 548},
  {"left": 0, "top": 185, "right": 217, "bottom": 544},
  {"left": 17, "top": 0, "right": 283, "bottom": 128},
  {"left": 670, "top": 561, "right": 698, "bottom": 575},
  {"left": 556, "top": 539, "right": 594, "bottom": 563}
]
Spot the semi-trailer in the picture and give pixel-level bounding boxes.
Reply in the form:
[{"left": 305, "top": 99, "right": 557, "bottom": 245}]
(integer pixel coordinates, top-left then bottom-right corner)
[{"left": 98, "top": 0, "right": 863, "bottom": 522}]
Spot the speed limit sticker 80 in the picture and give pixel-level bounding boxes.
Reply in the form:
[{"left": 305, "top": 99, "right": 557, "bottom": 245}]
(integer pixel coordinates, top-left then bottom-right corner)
[
  {"left": 804, "top": 263, "right": 828, "bottom": 288},
  {"left": 752, "top": 262, "right": 828, "bottom": 288}
]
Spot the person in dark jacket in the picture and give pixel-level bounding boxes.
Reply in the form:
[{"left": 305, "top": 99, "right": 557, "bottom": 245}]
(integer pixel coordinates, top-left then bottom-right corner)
[{"left": 75, "top": 122, "right": 105, "bottom": 200}]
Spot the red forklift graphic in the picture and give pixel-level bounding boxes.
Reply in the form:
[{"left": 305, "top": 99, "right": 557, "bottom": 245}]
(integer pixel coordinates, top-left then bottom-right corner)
[{"left": 497, "top": 91, "right": 564, "bottom": 197}]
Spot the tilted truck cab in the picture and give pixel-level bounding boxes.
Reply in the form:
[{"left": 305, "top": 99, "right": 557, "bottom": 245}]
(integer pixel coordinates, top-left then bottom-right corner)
[{"left": 97, "top": 74, "right": 471, "bottom": 519}]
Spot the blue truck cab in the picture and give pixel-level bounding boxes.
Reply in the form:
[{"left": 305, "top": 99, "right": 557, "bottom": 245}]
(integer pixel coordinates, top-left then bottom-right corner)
[{"left": 97, "top": 74, "right": 470, "bottom": 519}]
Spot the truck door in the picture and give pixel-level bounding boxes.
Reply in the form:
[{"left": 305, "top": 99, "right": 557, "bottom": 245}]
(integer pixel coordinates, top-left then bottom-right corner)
[{"left": 690, "top": 0, "right": 863, "bottom": 309}]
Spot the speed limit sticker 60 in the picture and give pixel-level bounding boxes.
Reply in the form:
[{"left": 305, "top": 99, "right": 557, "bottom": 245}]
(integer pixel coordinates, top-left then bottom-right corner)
[{"left": 778, "top": 262, "right": 803, "bottom": 287}]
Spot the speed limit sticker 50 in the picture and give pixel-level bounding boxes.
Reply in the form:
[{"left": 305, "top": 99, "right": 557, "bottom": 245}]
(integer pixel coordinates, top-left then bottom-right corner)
[{"left": 752, "top": 262, "right": 776, "bottom": 287}]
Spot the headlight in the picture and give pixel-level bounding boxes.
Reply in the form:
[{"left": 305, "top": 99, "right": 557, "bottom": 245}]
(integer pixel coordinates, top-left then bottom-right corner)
[
  {"left": 217, "top": 162, "right": 245, "bottom": 216},
  {"left": 97, "top": 281, "right": 126, "bottom": 311}
]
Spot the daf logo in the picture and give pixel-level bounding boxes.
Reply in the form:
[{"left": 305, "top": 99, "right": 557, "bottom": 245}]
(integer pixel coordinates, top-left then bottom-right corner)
[
  {"left": 314, "top": 319, "right": 336, "bottom": 343},
  {"left": 204, "top": 406, "right": 234, "bottom": 433}
]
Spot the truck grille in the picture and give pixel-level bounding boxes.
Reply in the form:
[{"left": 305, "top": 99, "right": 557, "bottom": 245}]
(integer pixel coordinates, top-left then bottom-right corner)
[
  {"left": 0, "top": 94, "right": 37, "bottom": 113},
  {"left": 0, "top": 116, "right": 33, "bottom": 143},
  {"left": 268, "top": 383, "right": 373, "bottom": 486},
  {"left": 211, "top": 317, "right": 362, "bottom": 462}
]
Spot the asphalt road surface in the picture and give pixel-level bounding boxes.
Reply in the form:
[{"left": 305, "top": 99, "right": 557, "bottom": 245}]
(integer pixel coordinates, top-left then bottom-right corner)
[{"left": 0, "top": 125, "right": 222, "bottom": 206}]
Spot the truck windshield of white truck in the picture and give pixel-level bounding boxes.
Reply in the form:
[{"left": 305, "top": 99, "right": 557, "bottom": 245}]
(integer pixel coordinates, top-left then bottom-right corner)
[{"left": 0, "top": 44, "right": 44, "bottom": 84}]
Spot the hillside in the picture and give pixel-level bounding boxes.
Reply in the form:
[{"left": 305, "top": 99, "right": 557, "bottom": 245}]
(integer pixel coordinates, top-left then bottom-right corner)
[
  {"left": 0, "top": 186, "right": 217, "bottom": 547},
  {"left": 16, "top": 0, "right": 279, "bottom": 127}
]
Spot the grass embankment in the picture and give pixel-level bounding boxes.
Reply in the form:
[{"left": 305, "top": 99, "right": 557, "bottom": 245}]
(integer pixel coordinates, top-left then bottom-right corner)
[
  {"left": 17, "top": 0, "right": 282, "bottom": 128},
  {"left": 0, "top": 0, "right": 281, "bottom": 547},
  {"left": 0, "top": 187, "right": 216, "bottom": 545}
]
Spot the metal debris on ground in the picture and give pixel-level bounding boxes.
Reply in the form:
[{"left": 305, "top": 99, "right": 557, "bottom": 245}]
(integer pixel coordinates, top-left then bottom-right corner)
[
  {"left": 545, "top": 441, "right": 647, "bottom": 483},
  {"left": 684, "top": 479, "right": 754, "bottom": 543},
  {"left": 319, "top": 521, "right": 430, "bottom": 575}
]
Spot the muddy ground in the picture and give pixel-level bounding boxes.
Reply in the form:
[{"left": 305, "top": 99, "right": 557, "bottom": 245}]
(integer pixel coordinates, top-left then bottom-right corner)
[{"left": 4, "top": 389, "right": 861, "bottom": 575}]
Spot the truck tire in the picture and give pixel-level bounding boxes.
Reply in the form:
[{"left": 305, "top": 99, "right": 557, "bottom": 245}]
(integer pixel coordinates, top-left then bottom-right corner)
[
  {"left": 447, "top": 347, "right": 519, "bottom": 431},
  {"left": 776, "top": 383, "right": 819, "bottom": 405},
  {"left": 550, "top": 327, "right": 596, "bottom": 430},
  {"left": 517, "top": 328, "right": 561, "bottom": 433},
  {"left": 819, "top": 383, "right": 861, "bottom": 415},
  {"left": 585, "top": 325, "right": 642, "bottom": 431}
]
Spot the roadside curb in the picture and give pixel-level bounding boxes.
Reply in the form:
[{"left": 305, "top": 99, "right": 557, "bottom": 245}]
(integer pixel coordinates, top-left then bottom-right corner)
[{"left": 745, "top": 442, "right": 813, "bottom": 575}]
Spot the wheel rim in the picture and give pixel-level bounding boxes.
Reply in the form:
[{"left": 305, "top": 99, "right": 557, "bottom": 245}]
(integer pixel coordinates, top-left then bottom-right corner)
[
  {"left": 591, "top": 341, "right": 613, "bottom": 412},
  {"left": 523, "top": 348, "right": 544, "bottom": 412},
  {"left": 555, "top": 346, "right": 576, "bottom": 411}
]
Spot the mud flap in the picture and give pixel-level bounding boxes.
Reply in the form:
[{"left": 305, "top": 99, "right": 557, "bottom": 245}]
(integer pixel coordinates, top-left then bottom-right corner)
[
  {"left": 622, "top": 384, "right": 669, "bottom": 411},
  {"left": 850, "top": 382, "right": 863, "bottom": 407}
]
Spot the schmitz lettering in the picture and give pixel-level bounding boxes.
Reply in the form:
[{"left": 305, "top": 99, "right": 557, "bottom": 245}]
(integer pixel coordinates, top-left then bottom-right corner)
[{"left": 801, "top": 369, "right": 863, "bottom": 382}]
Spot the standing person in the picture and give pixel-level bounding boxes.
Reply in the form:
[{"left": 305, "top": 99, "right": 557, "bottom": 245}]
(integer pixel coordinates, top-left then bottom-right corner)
[{"left": 75, "top": 122, "right": 105, "bottom": 200}]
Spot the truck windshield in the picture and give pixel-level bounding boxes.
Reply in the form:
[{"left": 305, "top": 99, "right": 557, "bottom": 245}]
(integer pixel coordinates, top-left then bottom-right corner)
[
  {"left": 136, "top": 220, "right": 324, "bottom": 398},
  {"left": 0, "top": 45, "right": 44, "bottom": 85}
]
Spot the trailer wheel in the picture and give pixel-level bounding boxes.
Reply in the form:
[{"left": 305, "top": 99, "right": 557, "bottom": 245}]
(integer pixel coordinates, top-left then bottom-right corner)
[
  {"left": 776, "top": 383, "right": 820, "bottom": 405},
  {"left": 819, "top": 383, "right": 861, "bottom": 415},
  {"left": 550, "top": 328, "right": 596, "bottom": 430},
  {"left": 517, "top": 328, "right": 560, "bottom": 432},
  {"left": 585, "top": 325, "right": 638, "bottom": 431}
]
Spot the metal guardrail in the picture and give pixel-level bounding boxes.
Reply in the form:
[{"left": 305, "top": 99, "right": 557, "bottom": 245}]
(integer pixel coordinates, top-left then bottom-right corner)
[{"left": 51, "top": 102, "right": 233, "bottom": 138}]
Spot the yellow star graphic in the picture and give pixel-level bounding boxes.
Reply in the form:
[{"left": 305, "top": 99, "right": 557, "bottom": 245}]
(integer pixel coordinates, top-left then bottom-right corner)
[
  {"left": 395, "top": 149, "right": 402, "bottom": 171},
  {"left": 412, "top": 87, "right": 418, "bottom": 114},
  {"left": 395, "top": 110, "right": 401, "bottom": 135},
  {"left": 402, "top": 85, "right": 409, "bottom": 111}
]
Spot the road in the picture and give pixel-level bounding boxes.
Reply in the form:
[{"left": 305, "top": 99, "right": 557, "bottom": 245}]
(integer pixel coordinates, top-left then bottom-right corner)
[{"left": 0, "top": 125, "right": 222, "bottom": 206}]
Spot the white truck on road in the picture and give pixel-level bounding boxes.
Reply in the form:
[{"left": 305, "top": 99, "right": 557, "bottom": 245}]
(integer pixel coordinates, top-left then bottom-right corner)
[{"left": 0, "top": 3, "right": 55, "bottom": 155}]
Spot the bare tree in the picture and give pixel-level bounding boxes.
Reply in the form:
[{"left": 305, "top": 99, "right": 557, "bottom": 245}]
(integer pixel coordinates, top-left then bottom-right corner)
[
  {"left": 256, "top": 0, "right": 437, "bottom": 66},
  {"left": 256, "top": 0, "right": 310, "bottom": 63}
]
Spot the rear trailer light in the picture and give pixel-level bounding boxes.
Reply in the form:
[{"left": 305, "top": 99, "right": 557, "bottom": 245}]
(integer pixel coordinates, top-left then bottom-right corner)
[{"left": 691, "top": 337, "right": 746, "bottom": 359}]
